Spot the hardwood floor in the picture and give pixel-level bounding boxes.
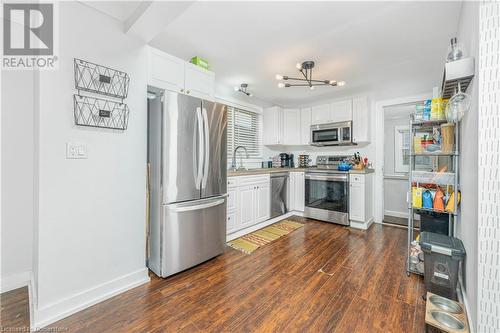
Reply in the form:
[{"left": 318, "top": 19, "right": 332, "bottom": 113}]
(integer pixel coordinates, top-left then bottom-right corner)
[{"left": 1, "top": 218, "right": 426, "bottom": 332}]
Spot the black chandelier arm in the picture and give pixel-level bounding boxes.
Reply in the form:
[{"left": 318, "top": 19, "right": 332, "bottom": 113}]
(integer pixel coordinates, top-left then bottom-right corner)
[
  {"left": 283, "top": 77, "right": 329, "bottom": 84},
  {"left": 285, "top": 83, "right": 330, "bottom": 87}
]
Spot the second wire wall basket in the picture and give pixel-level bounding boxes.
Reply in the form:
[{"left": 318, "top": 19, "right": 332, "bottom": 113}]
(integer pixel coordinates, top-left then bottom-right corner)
[{"left": 73, "top": 58, "right": 130, "bottom": 130}]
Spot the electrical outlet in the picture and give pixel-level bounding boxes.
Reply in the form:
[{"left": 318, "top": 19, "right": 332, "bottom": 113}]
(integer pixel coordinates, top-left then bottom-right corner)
[{"left": 66, "top": 142, "right": 88, "bottom": 159}]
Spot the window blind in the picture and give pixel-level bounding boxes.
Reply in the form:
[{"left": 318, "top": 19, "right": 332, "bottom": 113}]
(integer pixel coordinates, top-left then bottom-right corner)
[{"left": 227, "top": 106, "right": 261, "bottom": 159}]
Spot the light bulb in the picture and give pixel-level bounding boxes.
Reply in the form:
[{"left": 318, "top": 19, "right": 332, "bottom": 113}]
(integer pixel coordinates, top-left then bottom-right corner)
[
  {"left": 275, "top": 74, "right": 283, "bottom": 80},
  {"left": 310, "top": 86, "right": 315, "bottom": 90},
  {"left": 248, "top": 93, "right": 253, "bottom": 97},
  {"left": 278, "top": 82, "right": 285, "bottom": 88},
  {"left": 329, "top": 80, "right": 337, "bottom": 85},
  {"left": 233, "top": 86, "right": 239, "bottom": 91},
  {"left": 337, "top": 81, "right": 346, "bottom": 86},
  {"left": 296, "top": 63, "right": 302, "bottom": 69}
]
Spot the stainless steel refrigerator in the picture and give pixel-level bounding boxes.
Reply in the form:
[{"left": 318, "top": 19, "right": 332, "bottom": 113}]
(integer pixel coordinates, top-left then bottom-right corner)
[{"left": 147, "top": 89, "right": 227, "bottom": 278}]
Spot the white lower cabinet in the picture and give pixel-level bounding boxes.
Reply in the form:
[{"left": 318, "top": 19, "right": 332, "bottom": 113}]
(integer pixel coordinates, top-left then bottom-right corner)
[
  {"left": 289, "top": 172, "right": 305, "bottom": 212},
  {"left": 349, "top": 173, "right": 373, "bottom": 230},
  {"left": 227, "top": 175, "right": 270, "bottom": 235}
]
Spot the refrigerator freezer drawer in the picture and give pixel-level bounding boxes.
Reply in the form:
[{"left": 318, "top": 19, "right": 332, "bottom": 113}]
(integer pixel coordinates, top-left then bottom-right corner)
[{"left": 159, "top": 196, "right": 226, "bottom": 277}]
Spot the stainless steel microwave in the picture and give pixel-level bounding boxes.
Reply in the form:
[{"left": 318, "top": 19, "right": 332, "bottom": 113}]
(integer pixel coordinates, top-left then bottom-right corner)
[{"left": 310, "top": 121, "right": 354, "bottom": 146}]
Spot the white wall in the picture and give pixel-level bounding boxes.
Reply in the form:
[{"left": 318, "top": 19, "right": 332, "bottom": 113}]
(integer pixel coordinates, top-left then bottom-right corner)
[
  {"left": 1, "top": 70, "right": 35, "bottom": 292},
  {"left": 455, "top": 2, "right": 479, "bottom": 331},
  {"left": 32, "top": 2, "right": 149, "bottom": 328}
]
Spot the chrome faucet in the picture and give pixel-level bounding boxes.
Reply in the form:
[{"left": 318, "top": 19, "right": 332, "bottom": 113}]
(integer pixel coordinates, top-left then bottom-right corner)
[{"left": 231, "top": 146, "right": 249, "bottom": 171}]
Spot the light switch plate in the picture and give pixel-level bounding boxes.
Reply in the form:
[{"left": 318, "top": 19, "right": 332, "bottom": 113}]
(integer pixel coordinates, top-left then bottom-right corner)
[{"left": 66, "top": 142, "right": 88, "bottom": 159}]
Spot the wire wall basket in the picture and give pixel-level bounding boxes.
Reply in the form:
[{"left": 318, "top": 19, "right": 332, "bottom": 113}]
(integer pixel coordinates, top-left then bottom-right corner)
[
  {"left": 74, "top": 95, "right": 129, "bottom": 130},
  {"left": 74, "top": 58, "right": 130, "bottom": 99}
]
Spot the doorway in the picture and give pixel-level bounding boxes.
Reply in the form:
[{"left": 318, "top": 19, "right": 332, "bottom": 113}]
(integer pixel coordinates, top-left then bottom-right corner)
[{"left": 383, "top": 103, "right": 422, "bottom": 227}]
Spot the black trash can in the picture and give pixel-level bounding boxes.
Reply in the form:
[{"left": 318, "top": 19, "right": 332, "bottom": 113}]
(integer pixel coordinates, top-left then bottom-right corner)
[
  {"left": 419, "top": 211, "right": 449, "bottom": 235},
  {"left": 420, "top": 232, "right": 465, "bottom": 300}
]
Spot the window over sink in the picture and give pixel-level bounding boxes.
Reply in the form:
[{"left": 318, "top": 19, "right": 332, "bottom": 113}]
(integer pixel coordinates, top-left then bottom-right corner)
[{"left": 227, "top": 106, "right": 262, "bottom": 160}]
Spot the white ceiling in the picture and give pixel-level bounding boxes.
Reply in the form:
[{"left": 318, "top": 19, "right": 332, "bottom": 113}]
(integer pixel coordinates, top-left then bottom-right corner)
[
  {"left": 82, "top": 1, "right": 143, "bottom": 22},
  {"left": 84, "top": 1, "right": 463, "bottom": 107}
]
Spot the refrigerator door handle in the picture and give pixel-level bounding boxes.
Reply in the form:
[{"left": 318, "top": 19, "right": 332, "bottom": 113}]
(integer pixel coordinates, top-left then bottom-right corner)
[
  {"left": 201, "top": 107, "right": 210, "bottom": 189},
  {"left": 168, "top": 197, "right": 225, "bottom": 213},
  {"left": 195, "top": 107, "right": 204, "bottom": 189}
]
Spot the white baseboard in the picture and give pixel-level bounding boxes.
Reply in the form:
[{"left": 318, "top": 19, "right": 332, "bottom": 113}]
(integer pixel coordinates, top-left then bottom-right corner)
[
  {"left": 350, "top": 217, "right": 374, "bottom": 230},
  {"left": 384, "top": 210, "right": 408, "bottom": 219},
  {"left": 1, "top": 271, "right": 31, "bottom": 293},
  {"left": 226, "top": 211, "right": 296, "bottom": 241},
  {"left": 33, "top": 268, "right": 150, "bottom": 330}
]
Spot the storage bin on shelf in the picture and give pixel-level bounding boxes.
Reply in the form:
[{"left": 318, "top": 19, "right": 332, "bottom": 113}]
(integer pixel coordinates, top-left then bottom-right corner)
[{"left": 412, "top": 171, "right": 455, "bottom": 186}]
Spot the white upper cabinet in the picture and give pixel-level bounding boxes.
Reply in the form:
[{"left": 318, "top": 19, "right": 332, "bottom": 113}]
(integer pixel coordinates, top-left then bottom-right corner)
[
  {"left": 352, "top": 96, "right": 370, "bottom": 143},
  {"left": 263, "top": 106, "right": 283, "bottom": 145},
  {"left": 283, "top": 108, "right": 301, "bottom": 145},
  {"left": 148, "top": 47, "right": 185, "bottom": 92},
  {"left": 184, "top": 62, "right": 215, "bottom": 100},
  {"left": 330, "top": 100, "right": 352, "bottom": 123},
  {"left": 148, "top": 46, "right": 215, "bottom": 100},
  {"left": 300, "top": 108, "right": 311, "bottom": 145},
  {"left": 311, "top": 103, "right": 332, "bottom": 125}
]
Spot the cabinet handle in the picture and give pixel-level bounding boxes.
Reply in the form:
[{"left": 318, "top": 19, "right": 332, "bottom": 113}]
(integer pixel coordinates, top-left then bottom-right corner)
[
  {"left": 186, "top": 90, "right": 190, "bottom": 94},
  {"left": 180, "top": 89, "right": 184, "bottom": 93}
]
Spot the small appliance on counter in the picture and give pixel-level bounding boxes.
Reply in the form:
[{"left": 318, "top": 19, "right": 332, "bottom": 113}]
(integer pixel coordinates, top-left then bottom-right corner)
[{"left": 279, "top": 153, "right": 292, "bottom": 168}]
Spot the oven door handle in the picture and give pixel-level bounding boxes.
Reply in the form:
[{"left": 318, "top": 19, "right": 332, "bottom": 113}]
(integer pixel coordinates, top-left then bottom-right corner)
[{"left": 305, "top": 174, "right": 348, "bottom": 182}]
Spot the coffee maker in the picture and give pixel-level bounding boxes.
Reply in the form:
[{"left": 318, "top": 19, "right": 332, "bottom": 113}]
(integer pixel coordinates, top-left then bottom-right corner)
[{"left": 279, "top": 153, "right": 294, "bottom": 168}]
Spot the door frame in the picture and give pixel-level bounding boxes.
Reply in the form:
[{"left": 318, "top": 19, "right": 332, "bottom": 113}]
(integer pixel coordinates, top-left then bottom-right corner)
[{"left": 373, "top": 93, "right": 431, "bottom": 223}]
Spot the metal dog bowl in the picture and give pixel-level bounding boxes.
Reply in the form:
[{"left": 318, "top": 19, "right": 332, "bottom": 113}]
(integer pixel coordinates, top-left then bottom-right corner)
[
  {"left": 431, "top": 311, "right": 465, "bottom": 330},
  {"left": 429, "top": 295, "right": 463, "bottom": 314}
]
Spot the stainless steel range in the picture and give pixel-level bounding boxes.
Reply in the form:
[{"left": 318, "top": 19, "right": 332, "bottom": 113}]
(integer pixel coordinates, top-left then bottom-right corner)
[{"left": 304, "top": 155, "right": 350, "bottom": 225}]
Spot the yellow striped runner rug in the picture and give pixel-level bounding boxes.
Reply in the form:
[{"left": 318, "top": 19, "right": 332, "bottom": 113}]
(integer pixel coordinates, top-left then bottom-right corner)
[{"left": 227, "top": 220, "right": 304, "bottom": 254}]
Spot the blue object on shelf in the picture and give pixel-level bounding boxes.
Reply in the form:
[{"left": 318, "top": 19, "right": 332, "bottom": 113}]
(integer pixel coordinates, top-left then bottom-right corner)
[{"left": 422, "top": 190, "right": 433, "bottom": 209}]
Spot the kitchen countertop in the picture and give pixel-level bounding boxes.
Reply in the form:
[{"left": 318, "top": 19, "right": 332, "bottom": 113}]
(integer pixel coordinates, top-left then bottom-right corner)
[{"left": 228, "top": 167, "right": 374, "bottom": 177}]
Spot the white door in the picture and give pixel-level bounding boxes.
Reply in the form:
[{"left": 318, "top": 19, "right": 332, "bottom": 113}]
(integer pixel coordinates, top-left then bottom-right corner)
[
  {"left": 349, "top": 180, "right": 365, "bottom": 222},
  {"left": 283, "top": 109, "right": 301, "bottom": 145},
  {"left": 184, "top": 63, "right": 215, "bottom": 100},
  {"left": 352, "top": 96, "right": 369, "bottom": 143},
  {"left": 254, "top": 184, "right": 270, "bottom": 223},
  {"left": 263, "top": 107, "right": 283, "bottom": 145},
  {"left": 148, "top": 47, "right": 185, "bottom": 93},
  {"left": 331, "top": 100, "right": 352, "bottom": 123},
  {"left": 300, "top": 108, "right": 311, "bottom": 145},
  {"left": 311, "top": 103, "right": 332, "bottom": 125},
  {"left": 237, "top": 185, "right": 255, "bottom": 227}
]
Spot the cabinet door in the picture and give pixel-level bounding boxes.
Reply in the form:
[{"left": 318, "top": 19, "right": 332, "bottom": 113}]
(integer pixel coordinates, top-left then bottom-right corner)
[
  {"left": 311, "top": 104, "right": 332, "bottom": 125},
  {"left": 184, "top": 63, "right": 215, "bottom": 101},
  {"left": 148, "top": 47, "right": 185, "bottom": 92},
  {"left": 352, "top": 96, "right": 370, "bottom": 143},
  {"left": 254, "top": 184, "right": 270, "bottom": 223},
  {"left": 295, "top": 172, "right": 305, "bottom": 212},
  {"left": 227, "top": 188, "right": 237, "bottom": 211},
  {"left": 226, "top": 211, "right": 238, "bottom": 234},
  {"left": 289, "top": 173, "right": 297, "bottom": 211},
  {"left": 300, "top": 108, "right": 311, "bottom": 145},
  {"left": 237, "top": 185, "right": 255, "bottom": 227},
  {"left": 263, "top": 107, "right": 283, "bottom": 145},
  {"left": 283, "top": 108, "right": 301, "bottom": 145},
  {"left": 331, "top": 100, "right": 352, "bottom": 123},
  {"left": 349, "top": 182, "right": 365, "bottom": 222}
]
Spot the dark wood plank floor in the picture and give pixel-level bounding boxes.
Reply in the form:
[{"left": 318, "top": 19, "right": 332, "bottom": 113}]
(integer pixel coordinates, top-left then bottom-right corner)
[{"left": 2, "top": 217, "right": 426, "bottom": 332}]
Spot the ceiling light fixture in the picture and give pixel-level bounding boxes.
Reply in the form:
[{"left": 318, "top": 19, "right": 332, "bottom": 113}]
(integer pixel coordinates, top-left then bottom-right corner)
[
  {"left": 276, "top": 61, "right": 345, "bottom": 89},
  {"left": 234, "top": 83, "right": 252, "bottom": 97}
]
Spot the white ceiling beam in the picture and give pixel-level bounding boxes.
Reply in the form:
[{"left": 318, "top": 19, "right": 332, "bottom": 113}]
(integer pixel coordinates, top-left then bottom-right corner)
[{"left": 125, "top": 1, "right": 195, "bottom": 43}]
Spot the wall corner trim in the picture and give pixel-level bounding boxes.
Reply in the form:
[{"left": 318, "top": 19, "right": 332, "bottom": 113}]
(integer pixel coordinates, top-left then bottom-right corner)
[{"left": 33, "top": 268, "right": 150, "bottom": 329}]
